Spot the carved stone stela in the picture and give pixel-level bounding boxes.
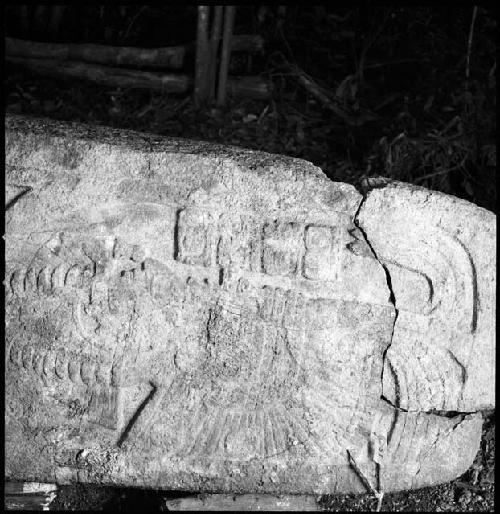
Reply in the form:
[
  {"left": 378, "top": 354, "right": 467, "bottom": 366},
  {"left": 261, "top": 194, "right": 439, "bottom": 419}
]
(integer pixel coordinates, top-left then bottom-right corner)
[{"left": 5, "top": 115, "right": 495, "bottom": 495}]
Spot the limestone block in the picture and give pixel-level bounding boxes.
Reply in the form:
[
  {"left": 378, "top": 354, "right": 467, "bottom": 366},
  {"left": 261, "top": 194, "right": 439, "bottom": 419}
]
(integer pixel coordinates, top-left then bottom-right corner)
[{"left": 4, "top": 115, "right": 494, "bottom": 495}]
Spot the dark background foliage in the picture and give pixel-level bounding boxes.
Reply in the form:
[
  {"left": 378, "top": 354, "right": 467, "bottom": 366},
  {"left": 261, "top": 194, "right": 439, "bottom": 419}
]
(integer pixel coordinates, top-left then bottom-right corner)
[{"left": 4, "top": 4, "right": 496, "bottom": 511}]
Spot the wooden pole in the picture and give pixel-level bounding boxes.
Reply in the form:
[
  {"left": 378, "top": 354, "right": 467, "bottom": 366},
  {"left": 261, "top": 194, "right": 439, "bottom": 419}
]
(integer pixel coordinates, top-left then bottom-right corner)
[
  {"left": 7, "top": 56, "right": 272, "bottom": 99},
  {"left": 6, "top": 57, "right": 191, "bottom": 93},
  {"left": 5, "top": 37, "right": 186, "bottom": 70},
  {"left": 208, "top": 6, "right": 223, "bottom": 101},
  {"left": 194, "top": 6, "right": 210, "bottom": 106},
  {"left": 216, "top": 6, "right": 236, "bottom": 107}
]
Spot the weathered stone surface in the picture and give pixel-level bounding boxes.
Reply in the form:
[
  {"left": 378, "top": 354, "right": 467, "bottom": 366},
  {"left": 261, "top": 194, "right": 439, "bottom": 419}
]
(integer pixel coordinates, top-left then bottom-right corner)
[
  {"left": 4, "top": 115, "right": 494, "bottom": 495},
  {"left": 358, "top": 183, "right": 496, "bottom": 413}
]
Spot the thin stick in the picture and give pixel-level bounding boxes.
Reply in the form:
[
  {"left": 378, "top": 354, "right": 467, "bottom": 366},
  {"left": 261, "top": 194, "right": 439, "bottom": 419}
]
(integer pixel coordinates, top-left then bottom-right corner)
[
  {"left": 123, "top": 6, "right": 147, "bottom": 42},
  {"left": 281, "top": 60, "right": 358, "bottom": 124},
  {"left": 414, "top": 157, "right": 468, "bottom": 184},
  {"left": 194, "top": 6, "right": 210, "bottom": 106},
  {"left": 216, "top": 6, "right": 236, "bottom": 107},
  {"left": 375, "top": 489, "right": 384, "bottom": 512},
  {"left": 465, "top": 5, "right": 478, "bottom": 106},
  {"left": 375, "top": 462, "right": 384, "bottom": 512}
]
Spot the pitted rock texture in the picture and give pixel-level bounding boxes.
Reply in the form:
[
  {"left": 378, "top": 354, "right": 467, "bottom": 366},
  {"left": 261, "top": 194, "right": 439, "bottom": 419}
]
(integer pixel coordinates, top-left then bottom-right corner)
[{"left": 4, "top": 115, "right": 495, "bottom": 495}]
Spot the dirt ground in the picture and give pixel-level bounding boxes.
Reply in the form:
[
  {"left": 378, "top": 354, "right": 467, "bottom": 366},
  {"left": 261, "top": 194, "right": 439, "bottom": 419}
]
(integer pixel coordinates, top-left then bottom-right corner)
[{"left": 5, "top": 29, "right": 496, "bottom": 509}]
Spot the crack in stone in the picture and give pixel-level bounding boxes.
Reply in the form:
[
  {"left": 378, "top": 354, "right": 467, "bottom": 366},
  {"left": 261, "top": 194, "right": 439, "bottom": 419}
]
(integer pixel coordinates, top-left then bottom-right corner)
[
  {"left": 380, "top": 394, "right": 477, "bottom": 418},
  {"left": 353, "top": 182, "right": 483, "bottom": 418},
  {"left": 380, "top": 394, "right": 407, "bottom": 412},
  {"left": 352, "top": 184, "right": 399, "bottom": 409}
]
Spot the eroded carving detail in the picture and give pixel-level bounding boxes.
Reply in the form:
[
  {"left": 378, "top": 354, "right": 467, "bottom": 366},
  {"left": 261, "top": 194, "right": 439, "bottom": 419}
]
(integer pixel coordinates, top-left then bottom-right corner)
[
  {"left": 7, "top": 338, "right": 109, "bottom": 386},
  {"left": 377, "top": 229, "right": 478, "bottom": 334},
  {"left": 176, "top": 208, "right": 218, "bottom": 266},
  {"left": 8, "top": 263, "right": 97, "bottom": 297},
  {"left": 262, "top": 221, "right": 303, "bottom": 276},
  {"left": 6, "top": 220, "right": 386, "bottom": 457},
  {"left": 174, "top": 208, "right": 351, "bottom": 284},
  {"left": 303, "top": 225, "right": 337, "bottom": 281}
]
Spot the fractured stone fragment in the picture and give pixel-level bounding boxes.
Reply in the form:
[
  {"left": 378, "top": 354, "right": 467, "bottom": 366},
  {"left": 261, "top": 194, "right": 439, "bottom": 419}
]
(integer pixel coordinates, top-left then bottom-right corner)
[
  {"left": 358, "top": 182, "right": 496, "bottom": 413},
  {"left": 4, "top": 115, "right": 494, "bottom": 494}
]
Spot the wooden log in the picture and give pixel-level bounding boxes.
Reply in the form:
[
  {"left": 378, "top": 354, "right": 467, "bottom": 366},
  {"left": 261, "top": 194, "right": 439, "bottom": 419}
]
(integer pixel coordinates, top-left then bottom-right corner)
[
  {"left": 5, "top": 37, "right": 186, "bottom": 70},
  {"left": 6, "top": 56, "right": 272, "bottom": 99},
  {"left": 6, "top": 57, "right": 191, "bottom": 93},
  {"left": 4, "top": 482, "right": 58, "bottom": 511},
  {"left": 4, "top": 35, "right": 263, "bottom": 73},
  {"left": 163, "top": 493, "right": 321, "bottom": 511}
]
